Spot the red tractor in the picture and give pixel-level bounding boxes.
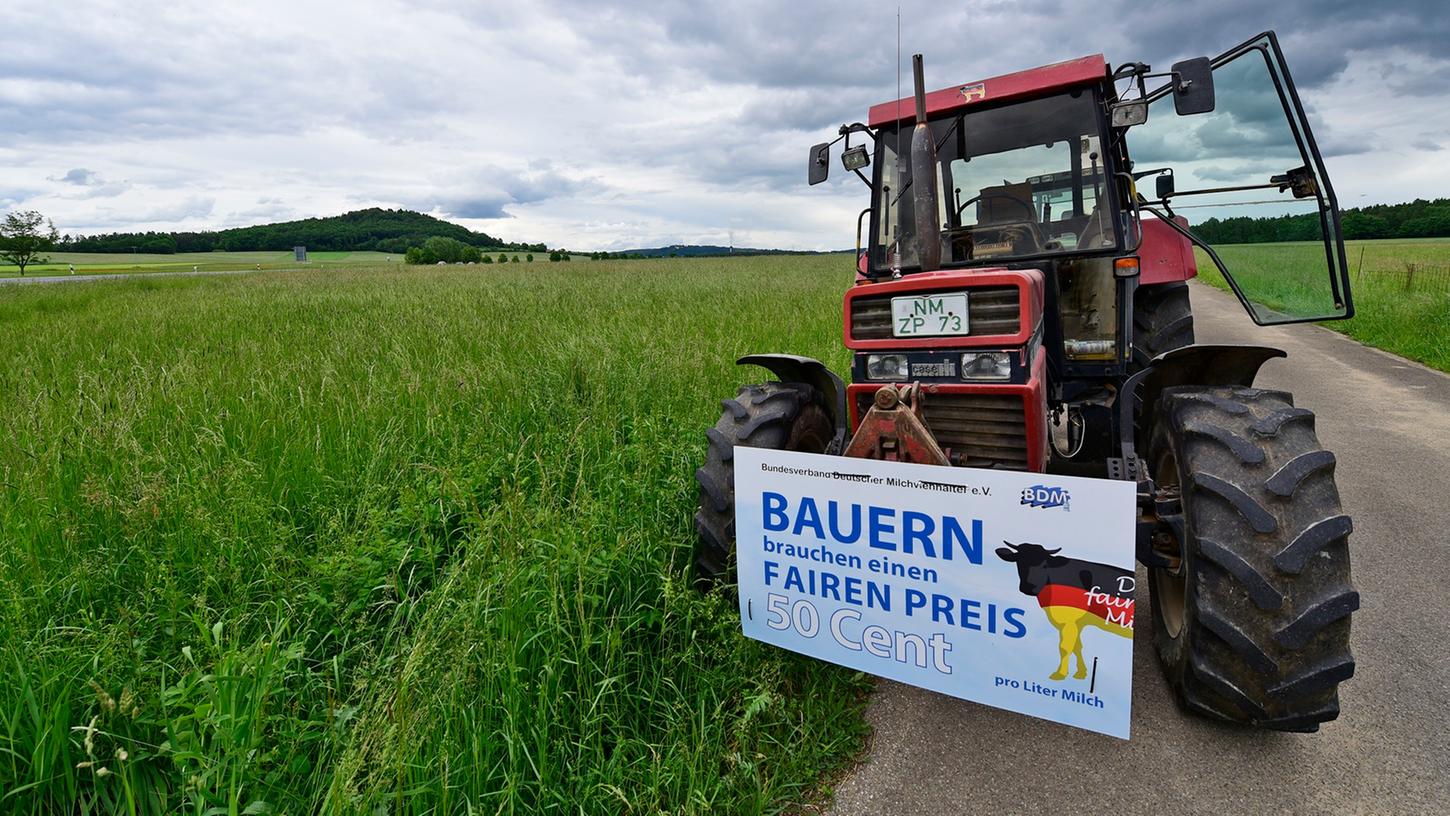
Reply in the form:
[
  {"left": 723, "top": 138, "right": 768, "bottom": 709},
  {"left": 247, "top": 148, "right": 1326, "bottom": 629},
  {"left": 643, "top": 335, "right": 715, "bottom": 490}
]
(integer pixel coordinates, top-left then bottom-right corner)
[{"left": 696, "top": 32, "right": 1356, "bottom": 732}]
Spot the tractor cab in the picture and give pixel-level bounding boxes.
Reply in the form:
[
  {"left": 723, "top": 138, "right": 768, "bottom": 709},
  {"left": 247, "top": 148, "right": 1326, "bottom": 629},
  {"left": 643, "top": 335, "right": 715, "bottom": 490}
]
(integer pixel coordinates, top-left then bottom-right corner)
[{"left": 864, "top": 60, "right": 1127, "bottom": 273}]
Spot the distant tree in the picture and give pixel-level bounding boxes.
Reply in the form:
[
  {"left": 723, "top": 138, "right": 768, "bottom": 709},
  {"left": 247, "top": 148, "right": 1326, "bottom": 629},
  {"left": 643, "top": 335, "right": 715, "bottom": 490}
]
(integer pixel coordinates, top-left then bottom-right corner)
[
  {"left": 511, "top": 255, "right": 520, "bottom": 263},
  {"left": 423, "top": 235, "right": 476, "bottom": 263},
  {"left": 405, "top": 246, "right": 439, "bottom": 265},
  {"left": 498, "top": 253, "right": 508, "bottom": 263},
  {"left": 0, "top": 210, "right": 59, "bottom": 276},
  {"left": 562, "top": 253, "right": 571, "bottom": 262},
  {"left": 548, "top": 251, "right": 561, "bottom": 262},
  {"left": 481, "top": 253, "right": 493, "bottom": 264},
  {"left": 526, "top": 253, "right": 534, "bottom": 262}
]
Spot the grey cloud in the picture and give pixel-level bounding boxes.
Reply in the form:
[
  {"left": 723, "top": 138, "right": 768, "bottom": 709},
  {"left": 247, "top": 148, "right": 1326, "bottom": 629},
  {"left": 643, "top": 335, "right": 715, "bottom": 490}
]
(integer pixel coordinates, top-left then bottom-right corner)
[
  {"left": 3, "top": 0, "right": 1447, "bottom": 246},
  {"left": 1411, "top": 139, "right": 1443, "bottom": 152},
  {"left": 48, "top": 168, "right": 133, "bottom": 198},
  {"left": 410, "top": 163, "right": 590, "bottom": 220},
  {"left": 226, "top": 198, "right": 297, "bottom": 223},
  {"left": 57, "top": 168, "right": 98, "bottom": 185},
  {"left": 96, "top": 196, "right": 216, "bottom": 225},
  {"left": 1, "top": 189, "right": 40, "bottom": 208}
]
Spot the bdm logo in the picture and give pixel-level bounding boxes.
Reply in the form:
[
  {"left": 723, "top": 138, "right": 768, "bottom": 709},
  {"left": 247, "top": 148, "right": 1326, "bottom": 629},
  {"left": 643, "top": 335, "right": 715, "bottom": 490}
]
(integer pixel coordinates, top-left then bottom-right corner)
[{"left": 1020, "top": 485, "right": 1070, "bottom": 510}]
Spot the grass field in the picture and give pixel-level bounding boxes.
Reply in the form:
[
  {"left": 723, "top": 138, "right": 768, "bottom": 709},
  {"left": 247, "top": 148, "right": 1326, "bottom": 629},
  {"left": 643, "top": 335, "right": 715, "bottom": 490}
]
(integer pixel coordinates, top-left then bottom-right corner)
[
  {"left": 0, "top": 239, "right": 1443, "bottom": 813},
  {"left": 0, "top": 256, "right": 869, "bottom": 813},
  {"left": 1194, "top": 238, "right": 1450, "bottom": 371}
]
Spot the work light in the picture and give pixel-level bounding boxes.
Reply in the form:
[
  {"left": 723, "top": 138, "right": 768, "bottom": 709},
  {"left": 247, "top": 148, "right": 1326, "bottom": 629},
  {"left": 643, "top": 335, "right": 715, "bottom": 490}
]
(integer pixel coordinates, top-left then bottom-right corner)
[
  {"left": 842, "top": 145, "right": 870, "bottom": 171},
  {"left": 865, "top": 354, "right": 909, "bottom": 380},
  {"left": 961, "top": 352, "right": 1012, "bottom": 381}
]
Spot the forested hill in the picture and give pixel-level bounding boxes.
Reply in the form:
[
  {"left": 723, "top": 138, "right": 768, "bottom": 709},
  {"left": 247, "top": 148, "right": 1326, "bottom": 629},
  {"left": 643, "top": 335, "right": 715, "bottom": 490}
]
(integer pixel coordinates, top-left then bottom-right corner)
[
  {"left": 1194, "top": 198, "right": 1450, "bottom": 244},
  {"left": 60, "top": 208, "right": 544, "bottom": 254}
]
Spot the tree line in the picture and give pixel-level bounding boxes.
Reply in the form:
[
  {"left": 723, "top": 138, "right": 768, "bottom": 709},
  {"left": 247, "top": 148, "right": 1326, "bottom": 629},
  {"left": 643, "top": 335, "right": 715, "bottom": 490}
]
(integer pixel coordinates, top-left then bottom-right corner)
[
  {"left": 403, "top": 236, "right": 577, "bottom": 265},
  {"left": 1193, "top": 198, "right": 1450, "bottom": 244},
  {"left": 57, "top": 208, "right": 546, "bottom": 254}
]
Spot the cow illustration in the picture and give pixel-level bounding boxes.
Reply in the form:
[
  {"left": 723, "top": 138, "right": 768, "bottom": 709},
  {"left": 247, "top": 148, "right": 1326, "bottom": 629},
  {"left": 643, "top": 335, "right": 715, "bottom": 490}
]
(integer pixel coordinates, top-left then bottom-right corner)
[{"left": 996, "top": 541, "right": 1135, "bottom": 681}]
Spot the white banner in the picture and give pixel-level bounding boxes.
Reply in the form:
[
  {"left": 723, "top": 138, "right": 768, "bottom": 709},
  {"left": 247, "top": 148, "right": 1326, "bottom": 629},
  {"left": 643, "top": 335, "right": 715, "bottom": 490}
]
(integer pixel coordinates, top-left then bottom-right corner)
[{"left": 734, "top": 447, "right": 1138, "bottom": 738}]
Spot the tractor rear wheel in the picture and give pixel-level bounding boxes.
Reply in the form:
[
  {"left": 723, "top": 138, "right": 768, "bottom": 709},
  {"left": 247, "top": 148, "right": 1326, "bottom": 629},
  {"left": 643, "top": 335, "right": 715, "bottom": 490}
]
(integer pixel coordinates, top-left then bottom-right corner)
[
  {"left": 1148, "top": 385, "right": 1357, "bottom": 731},
  {"left": 693, "top": 382, "right": 833, "bottom": 589},
  {"left": 1132, "top": 282, "right": 1194, "bottom": 370}
]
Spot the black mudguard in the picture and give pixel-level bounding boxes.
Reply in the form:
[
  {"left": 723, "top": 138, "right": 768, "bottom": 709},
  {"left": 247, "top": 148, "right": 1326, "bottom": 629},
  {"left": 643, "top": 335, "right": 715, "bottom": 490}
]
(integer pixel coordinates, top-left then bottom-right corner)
[
  {"left": 737, "top": 354, "right": 848, "bottom": 451},
  {"left": 1116, "top": 344, "right": 1286, "bottom": 476}
]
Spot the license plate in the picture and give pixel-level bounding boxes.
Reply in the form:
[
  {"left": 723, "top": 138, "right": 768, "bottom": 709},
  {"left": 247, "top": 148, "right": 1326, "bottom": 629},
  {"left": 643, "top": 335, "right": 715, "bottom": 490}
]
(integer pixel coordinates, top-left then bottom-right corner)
[{"left": 891, "top": 292, "right": 970, "bottom": 337}]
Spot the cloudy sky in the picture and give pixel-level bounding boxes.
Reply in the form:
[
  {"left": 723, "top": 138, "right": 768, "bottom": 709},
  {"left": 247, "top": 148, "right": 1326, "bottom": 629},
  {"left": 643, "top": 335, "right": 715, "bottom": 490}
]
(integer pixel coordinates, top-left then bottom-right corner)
[{"left": 1, "top": 0, "right": 1446, "bottom": 251}]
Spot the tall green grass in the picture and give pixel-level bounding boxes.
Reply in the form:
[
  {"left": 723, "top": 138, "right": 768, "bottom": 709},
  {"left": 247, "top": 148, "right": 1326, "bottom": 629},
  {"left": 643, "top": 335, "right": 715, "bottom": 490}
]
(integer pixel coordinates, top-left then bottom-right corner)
[
  {"left": 1195, "top": 238, "right": 1450, "bottom": 372},
  {"left": 0, "top": 257, "right": 869, "bottom": 813}
]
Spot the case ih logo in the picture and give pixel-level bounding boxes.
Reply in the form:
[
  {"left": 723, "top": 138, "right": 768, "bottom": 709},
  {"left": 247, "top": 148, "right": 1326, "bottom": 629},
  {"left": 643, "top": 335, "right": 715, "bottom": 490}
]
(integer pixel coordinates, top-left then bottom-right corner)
[
  {"left": 1021, "top": 485, "right": 1070, "bottom": 510},
  {"left": 960, "top": 82, "right": 986, "bottom": 102}
]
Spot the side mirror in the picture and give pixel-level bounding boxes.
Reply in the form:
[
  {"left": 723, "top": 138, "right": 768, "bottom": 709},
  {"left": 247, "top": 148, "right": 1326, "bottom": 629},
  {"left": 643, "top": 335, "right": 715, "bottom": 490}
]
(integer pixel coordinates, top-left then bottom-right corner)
[
  {"left": 808, "top": 142, "right": 831, "bottom": 185},
  {"left": 1156, "top": 171, "right": 1175, "bottom": 199},
  {"left": 1172, "top": 57, "right": 1215, "bottom": 115}
]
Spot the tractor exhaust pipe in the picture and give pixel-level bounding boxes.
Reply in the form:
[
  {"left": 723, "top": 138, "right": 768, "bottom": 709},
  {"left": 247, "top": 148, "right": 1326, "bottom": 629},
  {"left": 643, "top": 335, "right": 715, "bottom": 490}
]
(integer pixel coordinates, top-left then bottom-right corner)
[{"left": 909, "top": 54, "right": 942, "bottom": 272}]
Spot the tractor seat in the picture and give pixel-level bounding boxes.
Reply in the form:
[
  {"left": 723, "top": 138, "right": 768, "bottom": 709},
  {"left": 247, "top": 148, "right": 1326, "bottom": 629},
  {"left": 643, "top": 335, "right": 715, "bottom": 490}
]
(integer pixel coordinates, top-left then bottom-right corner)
[
  {"left": 1077, "top": 206, "right": 1116, "bottom": 249},
  {"left": 976, "top": 182, "right": 1034, "bottom": 225}
]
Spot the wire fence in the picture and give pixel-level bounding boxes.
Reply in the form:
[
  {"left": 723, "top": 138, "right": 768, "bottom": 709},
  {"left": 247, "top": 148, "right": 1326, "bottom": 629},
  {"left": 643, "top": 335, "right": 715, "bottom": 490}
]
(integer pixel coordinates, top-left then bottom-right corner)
[{"left": 1354, "top": 262, "right": 1450, "bottom": 296}]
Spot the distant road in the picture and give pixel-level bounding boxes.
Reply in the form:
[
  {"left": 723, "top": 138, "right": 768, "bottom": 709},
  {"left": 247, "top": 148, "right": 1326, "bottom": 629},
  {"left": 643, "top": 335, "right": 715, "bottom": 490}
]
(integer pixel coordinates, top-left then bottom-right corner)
[
  {"left": 0, "top": 268, "right": 263, "bottom": 286},
  {"left": 829, "top": 281, "right": 1450, "bottom": 815}
]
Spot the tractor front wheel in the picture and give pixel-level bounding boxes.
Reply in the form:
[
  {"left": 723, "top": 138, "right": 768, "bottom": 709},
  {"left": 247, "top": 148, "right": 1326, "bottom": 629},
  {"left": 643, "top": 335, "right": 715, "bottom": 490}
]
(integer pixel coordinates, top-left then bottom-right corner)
[
  {"left": 693, "top": 382, "right": 833, "bottom": 588},
  {"left": 1148, "top": 385, "right": 1357, "bottom": 731}
]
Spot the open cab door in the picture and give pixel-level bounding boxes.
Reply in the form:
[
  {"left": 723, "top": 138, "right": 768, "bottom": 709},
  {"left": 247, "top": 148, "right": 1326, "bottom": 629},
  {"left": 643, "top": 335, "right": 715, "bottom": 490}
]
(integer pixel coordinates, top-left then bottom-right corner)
[{"left": 1128, "top": 31, "right": 1353, "bottom": 324}]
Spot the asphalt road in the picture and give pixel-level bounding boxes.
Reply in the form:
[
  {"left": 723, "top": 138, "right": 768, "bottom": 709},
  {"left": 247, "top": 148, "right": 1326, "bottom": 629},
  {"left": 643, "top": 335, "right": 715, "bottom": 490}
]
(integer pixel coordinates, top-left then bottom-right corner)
[
  {"left": 0, "top": 268, "right": 271, "bottom": 286},
  {"left": 829, "top": 282, "right": 1450, "bottom": 815}
]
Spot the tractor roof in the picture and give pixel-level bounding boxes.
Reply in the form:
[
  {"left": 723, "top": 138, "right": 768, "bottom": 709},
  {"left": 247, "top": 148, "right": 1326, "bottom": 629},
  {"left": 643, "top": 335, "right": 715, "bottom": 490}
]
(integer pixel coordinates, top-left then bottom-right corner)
[{"left": 867, "top": 54, "right": 1107, "bottom": 127}]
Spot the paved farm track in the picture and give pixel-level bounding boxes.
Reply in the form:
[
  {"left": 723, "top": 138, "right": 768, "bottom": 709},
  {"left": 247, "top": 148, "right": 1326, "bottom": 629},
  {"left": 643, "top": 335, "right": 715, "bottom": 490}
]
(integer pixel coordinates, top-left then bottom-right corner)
[
  {"left": 829, "top": 282, "right": 1450, "bottom": 815},
  {"left": 1, "top": 269, "right": 267, "bottom": 285}
]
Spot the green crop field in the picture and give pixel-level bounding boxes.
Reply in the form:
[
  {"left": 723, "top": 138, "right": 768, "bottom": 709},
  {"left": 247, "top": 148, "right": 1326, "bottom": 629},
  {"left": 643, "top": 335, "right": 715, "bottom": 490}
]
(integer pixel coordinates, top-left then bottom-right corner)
[
  {"left": 0, "top": 240, "right": 1444, "bottom": 813},
  {"left": 0, "top": 256, "right": 868, "bottom": 814},
  {"left": 1194, "top": 238, "right": 1450, "bottom": 371}
]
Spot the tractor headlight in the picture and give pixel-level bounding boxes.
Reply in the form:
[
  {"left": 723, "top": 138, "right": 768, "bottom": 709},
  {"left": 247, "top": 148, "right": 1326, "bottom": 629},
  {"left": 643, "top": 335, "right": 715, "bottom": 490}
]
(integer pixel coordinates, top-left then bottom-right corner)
[
  {"left": 865, "top": 354, "right": 910, "bottom": 381},
  {"left": 961, "top": 352, "right": 1012, "bottom": 381}
]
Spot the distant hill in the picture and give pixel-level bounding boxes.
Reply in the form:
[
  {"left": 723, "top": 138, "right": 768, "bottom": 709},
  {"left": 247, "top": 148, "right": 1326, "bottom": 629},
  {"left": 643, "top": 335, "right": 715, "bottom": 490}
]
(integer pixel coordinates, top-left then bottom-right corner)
[{"left": 60, "top": 208, "right": 545, "bottom": 255}]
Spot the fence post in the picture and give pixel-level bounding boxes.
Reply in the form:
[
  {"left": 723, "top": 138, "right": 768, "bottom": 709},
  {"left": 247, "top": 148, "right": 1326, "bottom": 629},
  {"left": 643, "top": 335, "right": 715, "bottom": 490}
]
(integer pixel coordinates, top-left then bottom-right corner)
[{"left": 1404, "top": 262, "right": 1416, "bottom": 292}]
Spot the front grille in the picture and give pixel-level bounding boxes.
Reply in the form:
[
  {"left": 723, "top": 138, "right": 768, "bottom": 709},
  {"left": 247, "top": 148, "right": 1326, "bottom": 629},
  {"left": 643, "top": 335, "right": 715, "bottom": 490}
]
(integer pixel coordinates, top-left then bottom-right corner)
[
  {"left": 857, "top": 392, "right": 1029, "bottom": 470},
  {"left": 850, "top": 286, "right": 1020, "bottom": 340},
  {"left": 922, "top": 394, "right": 1029, "bottom": 470}
]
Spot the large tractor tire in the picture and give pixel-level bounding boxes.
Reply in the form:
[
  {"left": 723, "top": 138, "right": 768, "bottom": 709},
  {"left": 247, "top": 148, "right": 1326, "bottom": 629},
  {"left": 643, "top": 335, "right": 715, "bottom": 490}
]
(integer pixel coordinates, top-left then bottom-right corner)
[
  {"left": 693, "top": 382, "right": 833, "bottom": 588},
  {"left": 1148, "top": 385, "right": 1357, "bottom": 732},
  {"left": 1132, "top": 281, "right": 1195, "bottom": 370}
]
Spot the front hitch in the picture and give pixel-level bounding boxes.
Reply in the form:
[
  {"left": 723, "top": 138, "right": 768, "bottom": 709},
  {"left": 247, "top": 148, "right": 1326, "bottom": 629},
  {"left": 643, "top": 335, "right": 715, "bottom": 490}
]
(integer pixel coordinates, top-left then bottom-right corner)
[{"left": 842, "top": 383, "right": 951, "bottom": 465}]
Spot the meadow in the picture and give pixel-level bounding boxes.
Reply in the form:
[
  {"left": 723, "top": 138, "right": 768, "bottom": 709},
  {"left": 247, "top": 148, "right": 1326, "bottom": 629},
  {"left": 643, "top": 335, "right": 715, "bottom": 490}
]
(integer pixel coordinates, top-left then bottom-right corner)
[
  {"left": 1194, "top": 237, "right": 1450, "bottom": 371},
  {"left": 0, "top": 239, "right": 1444, "bottom": 814},
  {"left": 0, "top": 256, "right": 867, "bottom": 814}
]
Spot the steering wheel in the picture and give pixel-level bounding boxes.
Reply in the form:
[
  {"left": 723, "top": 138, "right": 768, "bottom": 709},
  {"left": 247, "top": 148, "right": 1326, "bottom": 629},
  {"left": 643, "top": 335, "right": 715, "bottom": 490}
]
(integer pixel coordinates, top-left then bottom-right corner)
[{"left": 948, "top": 192, "right": 1044, "bottom": 258}]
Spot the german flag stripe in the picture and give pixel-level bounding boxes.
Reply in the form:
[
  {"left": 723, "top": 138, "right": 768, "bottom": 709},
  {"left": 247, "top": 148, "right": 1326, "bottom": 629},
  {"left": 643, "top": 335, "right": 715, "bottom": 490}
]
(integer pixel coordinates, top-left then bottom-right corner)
[{"left": 1037, "top": 583, "right": 1135, "bottom": 628}]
